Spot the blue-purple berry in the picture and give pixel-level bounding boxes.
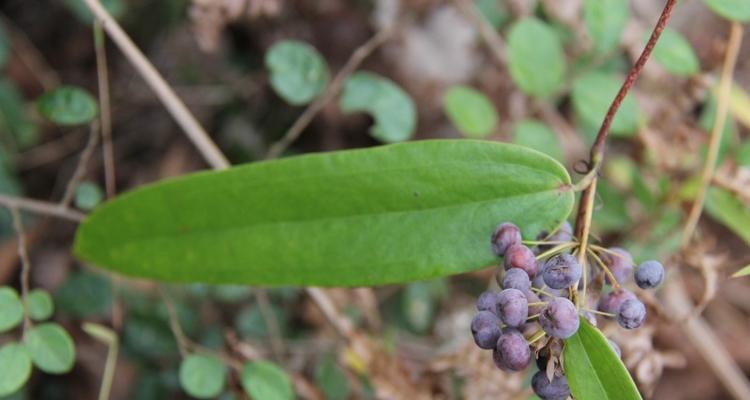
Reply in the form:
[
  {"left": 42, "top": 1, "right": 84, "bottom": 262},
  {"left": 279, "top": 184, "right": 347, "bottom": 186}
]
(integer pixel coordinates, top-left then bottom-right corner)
[
  {"left": 635, "top": 260, "right": 665, "bottom": 289},
  {"left": 476, "top": 291, "right": 498, "bottom": 313},
  {"left": 598, "top": 288, "right": 636, "bottom": 314},
  {"left": 496, "top": 288, "right": 529, "bottom": 328},
  {"left": 471, "top": 311, "right": 501, "bottom": 349},
  {"left": 504, "top": 244, "right": 539, "bottom": 278},
  {"left": 539, "top": 297, "right": 579, "bottom": 339},
  {"left": 492, "top": 222, "right": 522, "bottom": 257},
  {"left": 542, "top": 253, "right": 582, "bottom": 289},
  {"left": 503, "top": 268, "right": 531, "bottom": 292},
  {"left": 493, "top": 330, "right": 531, "bottom": 371},
  {"left": 603, "top": 247, "right": 633, "bottom": 285},
  {"left": 532, "top": 371, "right": 570, "bottom": 400},
  {"left": 617, "top": 298, "right": 646, "bottom": 329}
]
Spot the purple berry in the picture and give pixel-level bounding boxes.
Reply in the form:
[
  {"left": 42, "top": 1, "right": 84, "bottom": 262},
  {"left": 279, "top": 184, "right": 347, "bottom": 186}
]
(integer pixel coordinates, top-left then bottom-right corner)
[
  {"left": 496, "top": 288, "right": 529, "bottom": 327},
  {"left": 471, "top": 311, "right": 501, "bottom": 349},
  {"left": 608, "top": 339, "right": 622, "bottom": 358},
  {"left": 548, "top": 221, "right": 573, "bottom": 243},
  {"left": 603, "top": 247, "right": 633, "bottom": 285},
  {"left": 598, "top": 288, "right": 636, "bottom": 314},
  {"left": 539, "top": 297, "right": 579, "bottom": 339},
  {"left": 525, "top": 290, "right": 543, "bottom": 316},
  {"left": 491, "top": 222, "right": 522, "bottom": 257},
  {"left": 476, "top": 291, "right": 498, "bottom": 313},
  {"left": 635, "top": 260, "right": 665, "bottom": 289},
  {"left": 617, "top": 299, "right": 646, "bottom": 329},
  {"left": 503, "top": 268, "right": 531, "bottom": 292},
  {"left": 493, "top": 330, "right": 531, "bottom": 371},
  {"left": 541, "top": 253, "right": 582, "bottom": 289},
  {"left": 532, "top": 371, "right": 570, "bottom": 400},
  {"left": 503, "top": 244, "right": 538, "bottom": 278}
]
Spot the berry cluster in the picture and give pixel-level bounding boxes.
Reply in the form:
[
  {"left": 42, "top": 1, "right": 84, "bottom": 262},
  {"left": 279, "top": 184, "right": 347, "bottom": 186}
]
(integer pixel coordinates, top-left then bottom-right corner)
[{"left": 470, "top": 221, "right": 665, "bottom": 399}]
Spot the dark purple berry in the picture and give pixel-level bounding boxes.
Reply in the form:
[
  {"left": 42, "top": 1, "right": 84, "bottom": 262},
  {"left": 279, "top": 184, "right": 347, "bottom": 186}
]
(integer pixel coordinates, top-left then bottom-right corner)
[
  {"left": 471, "top": 311, "right": 501, "bottom": 349},
  {"left": 635, "top": 260, "right": 665, "bottom": 289},
  {"left": 491, "top": 222, "right": 522, "bottom": 257},
  {"left": 493, "top": 330, "right": 531, "bottom": 371},
  {"left": 603, "top": 247, "right": 633, "bottom": 285},
  {"left": 477, "top": 291, "right": 498, "bottom": 313},
  {"left": 598, "top": 288, "right": 636, "bottom": 314},
  {"left": 532, "top": 273, "right": 546, "bottom": 289},
  {"left": 496, "top": 288, "right": 529, "bottom": 327},
  {"left": 504, "top": 244, "right": 538, "bottom": 278},
  {"left": 617, "top": 299, "right": 646, "bottom": 329},
  {"left": 542, "top": 253, "right": 582, "bottom": 289},
  {"left": 532, "top": 371, "right": 570, "bottom": 400},
  {"left": 503, "top": 268, "right": 531, "bottom": 292},
  {"left": 539, "top": 297, "right": 579, "bottom": 339},
  {"left": 525, "top": 290, "right": 543, "bottom": 316},
  {"left": 608, "top": 339, "right": 622, "bottom": 358},
  {"left": 548, "top": 221, "right": 573, "bottom": 243}
]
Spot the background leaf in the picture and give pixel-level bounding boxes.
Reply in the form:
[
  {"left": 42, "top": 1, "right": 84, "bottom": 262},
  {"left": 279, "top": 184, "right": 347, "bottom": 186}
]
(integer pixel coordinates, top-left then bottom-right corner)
[
  {"left": 339, "top": 71, "right": 416, "bottom": 143},
  {"left": 26, "top": 289, "right": 54, "bottom": 321},
  {"left": 0, "top": 343, "right": 31, "bottom": 397},
  {"left": 651, "top": 29, "right": 700, "bottom": 76},
  {"left": 74, "top": 181, "right": 104, "bottom": 211},
  {"left": 705, "top": 188, "right": 750, "bottom": 245},
  {"left": 703, "top": 0, "right": 750, "bottom": 22},
  {"left": 64, "top": 0, "right": 125, "bottom": 24},
  {"left": 23, "top": 323, "right": 76, "bottom": 374},
  {"left": 738, "top": 141, "right": 750, "bottom": 167},
  {"left": 74, "top": 140, "right": 574, "bottom": 287},
  {"left": 443, "top": 86, "right": 498, "bottom": 138},
  {"left": 733, "top": 264, "right": 750, "bottom": 278},
  {"left": 474, "top": 0, "right": 509, "bottom": 29},
  {"left": 572, "top": 72, "right": 640, "bottom": 137},
  {"left": 241, "top": 361, "right": 294, "bottom": 400},
  {"left": 315, "top": 353, "right": 350, "bottom": 400},
  {"left": 0, "top": 286, "right": 23, "bottom": 333},
  {"left": 583, "top": 0, "right": 629, "bottom": 54},
  {"left": 564, "top": 318, "right": 642, "bottom": 400},
  {"left": 0, "top": 79, "right": 38, "bottom": 148},
  {"left": 511, "top": 119, "right": 563, "bottom": 161},
  {"left": 265, "top": 40, "right": 329, "bottom": 106},
  {"left": 36, "top": 86, "right": 98, "bottom": 126},
  {"left": 507, "top": 18, "right": 565, "bottom": 97},
  {"left": 178, "top": 354, "right": 226, "bottom": 399}
]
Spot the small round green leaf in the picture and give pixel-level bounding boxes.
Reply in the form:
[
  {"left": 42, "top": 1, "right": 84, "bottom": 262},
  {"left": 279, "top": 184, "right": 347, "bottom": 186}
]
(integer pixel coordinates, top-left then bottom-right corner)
[
  {"left": 265, "top": 40, "right": 329, "bottom": 105},
  {"left": 572, "top": 72, "right": 640, "bottom": 137},
  {"left": 26, "top": 289, "right": 54, "bottom": 321},
  {"left": 0, "top": 286, "right": 23, "bottom": 333},
  {"left": 315, "top": 353, "right": 350, "bottom": 400},
  {"left": 475, "top": 0, "right": 509, "bottom": 29},
  {"left": 738, "top": 141, "right": 750, "bottom": 167},
  {"left": 583, "top": 0, "right": 629, "bottom": 54},
  {"left": 64, "top": 0, "right": 125, "bottom": 24},
  {"left": 23, "top": 323, "right": 76, "bottom": 374},
  {"left": 443, "top": 86, "right": 498, "bottom": 138},
  {"left": 512, "top": 119, "right": 563, "bottom": 161},
  {"left": 178, "top": 354, "right": 226, "bottom": 399},
  {"left": 55, "top": 270, "right": 112, "bottom": 318},
  {"left": 651, "top": 29, "right": 700, "bottom": 77},
  {"left": 241, "top": 361, "right": 294, "bottom": 400},
  {"left": 36, "top": 86, "right": 98, "bottom": 126},
  {"left": 339, "top": 71, "right": 416, "bottom": 143},
  {"left": 507, "top": 18, "right": 565, "bottom": 97},
  {"left": 0, "top": 343, "right": 32, "bottom": 397},
  {"left": 703, "top": 0, "right": 750, "bottom": 22},
  {"left": 74, "top": 181, "right": 104, "bottom": 211}
]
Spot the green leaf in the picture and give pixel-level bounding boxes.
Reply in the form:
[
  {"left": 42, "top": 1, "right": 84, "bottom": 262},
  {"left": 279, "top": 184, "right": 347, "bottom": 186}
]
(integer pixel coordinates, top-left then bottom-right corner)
[
  {"left": 402, "top": 281, "right": 437, "bottom": 334},
  {"left": 572, "top": 72, "right": 640, "bottom": 137},
  {"left": 55, "top": 270, "right": 112, "bottom": 318},
  {"left": 36, "top": 86, "right": 98, "bottom": 126},
  {"left": 339, "top": 71, "right": 416, "bottom": 143},
  {"left": 583, "top": 0, "right": 629, "bottom": 54},
  {"left": 651, "top": 29, "right": 700, "bottom": 76},
  {"left": 738, "top": 141, "right": 750, "bottom": 167},
  {"left": 705, "top": 188, "right": 750, "bottom": 245},
  {"left": 74, "top": 140, "right": 574, "bottom": 286},
  {"left": 507, "top": 18, "right": 565, "bottom": 97},
  {"left": 315, "top": 353, "right": 350, "bottom": 400},
  {"left": 178, "top": 354, "right": 226, "bottom": 399},
  {"left": 474, "top": 0, "right": 509, "bottom": 29},
  {"left": 511, "top": 119, "right": 563, "bottom": 161},
  {"left": 241, "top": 361, "right": 294, "bottom": 400},
  {"left": 23, "top": 323, "right": 76, "bottom": 374},
  {"left": 732, "top": 264, "right": 750, "bottom": 278},
  {"left": 75, "top": 181, "right": 104, "bottom": 211},
  {"left": 265, "top": 40, "right": 329, "bottom": 106},
  {"left": 64, "top": 0, "right": 125, "bottom": 24},
  {"left": 564, "top": 317, "right": 642, "bottom": 400},
  {"left": 0, "top": 286, "right": 23, "bottom": 333},
  {"left": 0, "top": 79, "right": 38, "bottom": 148},
  {"left": 703, "top": 0, "right": 750, "bottom": 22},
  {"left": 443, "top": 86, "right": 498, "bottom": 138},
  {"left": 700, "top": 94, "right": 737, "bottom": 166},
  {"left": 26, "top": 289, "right": 54, "bottom": 321},
  {"left": 0, "top": 343, "right": 31, "bottom": 397}
]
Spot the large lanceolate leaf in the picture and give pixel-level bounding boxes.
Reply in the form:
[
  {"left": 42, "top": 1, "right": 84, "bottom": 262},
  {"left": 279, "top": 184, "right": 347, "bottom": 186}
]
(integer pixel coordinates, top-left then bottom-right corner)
[
  {"left": 564, "top": 318, "right": 642, "bottom": 400},
  {"left": 74, "top": 140, "right": 573, "bottom": 287}
]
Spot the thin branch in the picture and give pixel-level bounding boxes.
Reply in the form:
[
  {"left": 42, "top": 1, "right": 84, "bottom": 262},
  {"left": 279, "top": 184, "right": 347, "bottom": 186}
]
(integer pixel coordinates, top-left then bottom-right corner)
[
  {"left": 161, "top": 288, "right": 190, "bottom": 357},
  {"left": 80, "top": 0, "right": 230, "bottom": 170},
  {"left": 681, "top": 22, "right": 743, "bottom": 246},
  {"left": 306, "top": 287, "right": 354, "bottom": 339},
  {"left": 10, "top": 207, "right": 32, "bottom": 332},
  {"left": 60, "top": 121, "right": 100, "bottom": 208},
  {"left": 94, "top": 22, "right": 116, "bottom": 199},
  {"left": 0, "top": 194, "right": 85, "bottom": 222},
  {"left": 265, "top": 28, "right": 393, "bottom": 159},
  {"left": 453, "top": 0, "right": 506, "bottom": 66}
]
